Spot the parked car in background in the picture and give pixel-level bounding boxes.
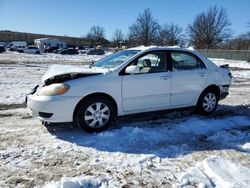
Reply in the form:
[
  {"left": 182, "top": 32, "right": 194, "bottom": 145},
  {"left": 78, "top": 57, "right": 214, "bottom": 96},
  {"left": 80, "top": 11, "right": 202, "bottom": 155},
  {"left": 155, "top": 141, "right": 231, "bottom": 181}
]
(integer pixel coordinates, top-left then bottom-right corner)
[
  {"left": 6, "top": 41, "right": 27, "bottom": 51},
  {"left": 55, "top": 48, "right": 78, "bottom": 55},
  {"left": 18, "top": 45, "right": 42, "bottom": 54},
  {"left": 0, "top": 45, "right": 6, "bottom": 53},
  {"left": 27, "top": 46, "right": 232, "bottom": 133},
  {"left": 44, "top": 46, "right": 59, "bottom": 53},
  {"left": 87, "top": 48, "right": 105, "bottom": 55},
  {"left": 80, "top": 47, "right": 95, "bottom": 54}
]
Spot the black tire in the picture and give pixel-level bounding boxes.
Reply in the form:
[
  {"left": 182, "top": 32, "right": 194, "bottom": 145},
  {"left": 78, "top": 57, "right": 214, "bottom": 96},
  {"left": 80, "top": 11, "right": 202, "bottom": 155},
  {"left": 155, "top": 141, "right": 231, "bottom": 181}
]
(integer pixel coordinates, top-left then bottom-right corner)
[
  {"left": 35, "top": 51, "right": 40, "bottom": 54},
  {"left": 75, "top": 96, "right": 115, "bottom": 133},
  {"left": 196, "top": 89, "right": 219, "bottom": 115},
  {"left": 19, "top": 50, "right": 24, "bottom": 53}
]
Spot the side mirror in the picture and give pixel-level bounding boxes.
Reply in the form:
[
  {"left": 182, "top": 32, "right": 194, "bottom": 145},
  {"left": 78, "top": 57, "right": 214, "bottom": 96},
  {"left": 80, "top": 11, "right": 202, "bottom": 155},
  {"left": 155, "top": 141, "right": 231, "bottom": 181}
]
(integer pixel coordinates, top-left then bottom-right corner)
[{"left": 125, "top": 65, "right": 139, "bottom": 74}]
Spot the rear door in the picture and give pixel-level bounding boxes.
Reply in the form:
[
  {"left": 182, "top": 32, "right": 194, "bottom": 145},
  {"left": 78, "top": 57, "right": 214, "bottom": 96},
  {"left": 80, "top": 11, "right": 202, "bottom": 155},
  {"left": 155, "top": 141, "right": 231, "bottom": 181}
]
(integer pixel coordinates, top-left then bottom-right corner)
[{"left": 169, "top": 51, "right": 208, "bottom": 107}]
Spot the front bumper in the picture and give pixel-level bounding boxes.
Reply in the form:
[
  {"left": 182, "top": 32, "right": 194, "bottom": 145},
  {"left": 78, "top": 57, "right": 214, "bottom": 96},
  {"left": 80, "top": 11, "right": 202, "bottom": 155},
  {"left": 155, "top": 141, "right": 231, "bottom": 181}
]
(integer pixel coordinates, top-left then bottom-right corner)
[{"left": 27, "top": 93, "right": 80, "bottom": 123}]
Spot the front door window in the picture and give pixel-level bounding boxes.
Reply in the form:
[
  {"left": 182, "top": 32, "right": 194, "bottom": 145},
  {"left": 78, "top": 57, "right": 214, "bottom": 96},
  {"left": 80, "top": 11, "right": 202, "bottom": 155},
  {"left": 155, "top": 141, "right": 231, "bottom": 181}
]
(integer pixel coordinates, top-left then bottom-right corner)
[{"left": 132, "top": 51, "right": 167, "bottom": 73}]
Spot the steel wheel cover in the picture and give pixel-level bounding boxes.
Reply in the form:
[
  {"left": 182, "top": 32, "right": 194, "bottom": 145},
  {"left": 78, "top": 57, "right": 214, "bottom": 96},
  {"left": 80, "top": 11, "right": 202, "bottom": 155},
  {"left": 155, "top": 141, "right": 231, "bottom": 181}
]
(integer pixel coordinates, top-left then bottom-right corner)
[
  {"left": 202, "top": 92, "right": 217, "bottom": 112},
  {"left": 84, "top": 102, "right": 110, "bottom": 128}
]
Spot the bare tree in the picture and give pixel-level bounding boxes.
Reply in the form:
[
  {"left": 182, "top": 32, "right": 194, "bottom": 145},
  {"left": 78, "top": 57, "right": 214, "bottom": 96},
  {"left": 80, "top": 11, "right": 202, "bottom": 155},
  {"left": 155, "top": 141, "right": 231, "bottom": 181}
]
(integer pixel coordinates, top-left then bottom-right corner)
[
  {"left": 188, "top": 6, "right": 231, "bottom": 49},
  {"left": 86, "top": 25, "right": 106, "bottom": 42},
  {"left": 158, "top": 24, "right": 183, "bottom": 46},
  {"left": 111, "top": 29, "right": 124, "bottom": 46},
  {"left": 246, "top": 21, "right": 250, "bottom": 37},
  {"left": 125, "top": 32, "right": 136, "bottom": 47},
  {"left": 128, "top": 8, "right": 160, "bottom": 46}
]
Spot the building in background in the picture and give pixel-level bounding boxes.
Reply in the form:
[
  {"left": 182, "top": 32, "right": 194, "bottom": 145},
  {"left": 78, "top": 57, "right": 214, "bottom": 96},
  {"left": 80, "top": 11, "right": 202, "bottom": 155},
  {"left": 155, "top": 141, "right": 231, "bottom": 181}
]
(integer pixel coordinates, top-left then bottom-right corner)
[
  {"left": 0, "top": 30, "right": 91, "bottom": 47},
  {"left": 34, "top": 38, "right": 66, "bottom": 50}
]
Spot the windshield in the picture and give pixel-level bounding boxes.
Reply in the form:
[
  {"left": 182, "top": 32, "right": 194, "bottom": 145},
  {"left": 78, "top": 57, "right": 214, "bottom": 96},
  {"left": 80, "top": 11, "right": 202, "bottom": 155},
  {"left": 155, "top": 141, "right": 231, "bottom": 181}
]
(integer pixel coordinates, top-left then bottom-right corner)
[{"left": 93, "top": 50, "right": 140, "bottom": 68}]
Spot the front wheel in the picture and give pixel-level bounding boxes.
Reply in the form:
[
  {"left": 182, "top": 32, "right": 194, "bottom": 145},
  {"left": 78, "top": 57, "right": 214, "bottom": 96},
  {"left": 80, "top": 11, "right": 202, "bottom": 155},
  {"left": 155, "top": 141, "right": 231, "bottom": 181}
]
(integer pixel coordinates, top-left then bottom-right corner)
[
  {"left": 196, "top": 90, "right": 218, "bottom": 115},
  {"left": 75, "top": 97, "right": 115, "bottom": 132}
]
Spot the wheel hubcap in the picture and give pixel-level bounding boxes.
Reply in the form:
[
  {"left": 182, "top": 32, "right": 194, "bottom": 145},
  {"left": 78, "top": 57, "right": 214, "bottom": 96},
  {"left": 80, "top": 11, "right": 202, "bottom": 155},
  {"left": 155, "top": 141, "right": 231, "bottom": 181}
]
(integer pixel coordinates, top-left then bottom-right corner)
[
  {"left": 84, "top": 102, "right": 110, "bottom": 128},
  {"left": 203, "top": 92, "right": 217, "bottom": 112}
]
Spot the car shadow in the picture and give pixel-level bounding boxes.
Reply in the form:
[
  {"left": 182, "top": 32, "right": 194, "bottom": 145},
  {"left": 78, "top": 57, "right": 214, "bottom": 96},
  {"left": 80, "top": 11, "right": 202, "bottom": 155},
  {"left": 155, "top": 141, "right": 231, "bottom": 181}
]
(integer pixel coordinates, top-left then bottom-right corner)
[{"left": 44, "top": 104, "right": 250, "bottom": 158}]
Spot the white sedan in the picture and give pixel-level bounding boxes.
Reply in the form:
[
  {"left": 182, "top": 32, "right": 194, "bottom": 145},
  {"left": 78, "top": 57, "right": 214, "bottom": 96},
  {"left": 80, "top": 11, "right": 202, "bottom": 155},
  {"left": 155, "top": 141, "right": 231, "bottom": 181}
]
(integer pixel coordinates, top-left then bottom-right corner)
[
  {"left": 27, "top": 46, "right": 232, "bottom": 132},
  {"left": 19, "top": 45, "right": 42, "bottom": 54}
]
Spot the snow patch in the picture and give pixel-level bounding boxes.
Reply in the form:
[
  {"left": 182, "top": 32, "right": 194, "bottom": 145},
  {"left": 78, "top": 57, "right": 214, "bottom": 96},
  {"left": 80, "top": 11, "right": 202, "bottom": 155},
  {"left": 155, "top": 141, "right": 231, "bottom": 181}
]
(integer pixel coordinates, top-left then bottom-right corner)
[
  {"left": 55, "top": 116, "right": 250, "bottom": 157},
  {"left": 43, "top": 175, "right": 109, "bottom": 188},
  {"left": 241, "top": 143, "right": 250, "bottom": 152},
  {"left": 179, "top": 156, "right": 250, "bottom": 188},
  {"left": 232, "top": 70, "right": 250, "bottom": 79}
]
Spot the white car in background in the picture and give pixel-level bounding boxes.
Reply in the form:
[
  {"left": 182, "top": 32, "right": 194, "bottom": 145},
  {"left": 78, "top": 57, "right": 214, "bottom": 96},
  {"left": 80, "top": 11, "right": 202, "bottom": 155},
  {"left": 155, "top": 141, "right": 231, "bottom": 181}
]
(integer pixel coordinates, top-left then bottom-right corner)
[
  {"left": 18, "top": 45, "right": 42, "bottom": 54},
  {"left": 27, "top": 46, "right": 232, "bottom": 132}
]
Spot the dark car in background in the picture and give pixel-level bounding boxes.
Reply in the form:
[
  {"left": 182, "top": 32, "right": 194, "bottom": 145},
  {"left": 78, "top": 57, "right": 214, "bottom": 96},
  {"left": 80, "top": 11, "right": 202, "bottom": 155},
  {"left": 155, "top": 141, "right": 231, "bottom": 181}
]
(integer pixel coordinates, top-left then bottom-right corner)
[
  {"left": 45, "top": 46, "right": 59, "bottom": 53},
  {"left": 87, "top": 49, "right": 105, "bottom": 55},
  {"left": 0, "top": 45, "right": 6, "bottom": 53},
  {"left": 55, "top": 48, "right": 78, "bottom": 55}
]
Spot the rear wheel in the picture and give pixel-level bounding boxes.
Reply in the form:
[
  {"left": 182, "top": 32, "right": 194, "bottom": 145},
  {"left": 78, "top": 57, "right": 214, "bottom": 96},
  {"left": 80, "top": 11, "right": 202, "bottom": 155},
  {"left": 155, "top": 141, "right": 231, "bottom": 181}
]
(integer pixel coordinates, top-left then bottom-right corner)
[
  {"left": 35, "top": 51, "right": 40, "bottom": 54},
  {"left": 196, "top": 90, "right": 218, "bottom": 115},
  {"left": 75, "top": 97, "right": 115, "bottom": 132}
]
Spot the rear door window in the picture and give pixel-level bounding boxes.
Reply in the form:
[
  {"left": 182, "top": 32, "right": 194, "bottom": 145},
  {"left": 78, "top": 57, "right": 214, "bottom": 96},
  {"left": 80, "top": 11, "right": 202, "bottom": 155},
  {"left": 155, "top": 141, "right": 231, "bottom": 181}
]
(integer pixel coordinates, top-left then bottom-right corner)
[{"left": 171, "top": 51, "right": 205, "bottom": 71}]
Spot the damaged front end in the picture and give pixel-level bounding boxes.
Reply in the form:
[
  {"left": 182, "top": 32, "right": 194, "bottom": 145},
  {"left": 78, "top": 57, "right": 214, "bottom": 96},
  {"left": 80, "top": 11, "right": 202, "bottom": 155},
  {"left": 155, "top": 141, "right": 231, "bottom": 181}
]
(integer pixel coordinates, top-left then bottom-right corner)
[
  {"left": 26, "top": 72, "right": 101, "bottom": 101},
  {"left": 26, "top": 64, "right": 104, "bottom": 103},
  {"left": 41, "top": 64, "right": 107, "bottom": 85},
  {"left": 43, "top": 72, "right": 102, "bottom": 85}
]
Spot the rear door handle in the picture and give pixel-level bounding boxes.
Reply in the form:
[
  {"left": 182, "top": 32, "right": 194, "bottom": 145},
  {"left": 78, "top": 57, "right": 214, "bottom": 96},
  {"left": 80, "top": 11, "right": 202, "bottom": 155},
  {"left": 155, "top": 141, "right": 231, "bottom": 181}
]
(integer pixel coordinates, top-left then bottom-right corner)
[
  {"left": 199, "top": 72, "right": 205, "bottom": 77},
  {"left": 160, "top": 75, "right": 170, "bottom": 80}
]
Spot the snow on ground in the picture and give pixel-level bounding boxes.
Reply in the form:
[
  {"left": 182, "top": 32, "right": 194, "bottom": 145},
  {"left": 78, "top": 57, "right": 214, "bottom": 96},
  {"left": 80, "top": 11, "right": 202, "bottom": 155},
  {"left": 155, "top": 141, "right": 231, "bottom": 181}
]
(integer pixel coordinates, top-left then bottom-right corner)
[
  {"left": 0, "top": 63, "right": 47, "bottom": 105},
  {"left": 0, "top": 51, "right": 110, "bottom": 64},
  {"left": 210, "top": 58, "right": 250, "bottom": 69},
  {"left": 0, "top": 54, "right": 250, "bottom": 187},
  {"left": 42, "top": 115, "right": 250, "bottom": 187},
  {"left": 0, "top": 107, "right": 250, "bottom": 187}
]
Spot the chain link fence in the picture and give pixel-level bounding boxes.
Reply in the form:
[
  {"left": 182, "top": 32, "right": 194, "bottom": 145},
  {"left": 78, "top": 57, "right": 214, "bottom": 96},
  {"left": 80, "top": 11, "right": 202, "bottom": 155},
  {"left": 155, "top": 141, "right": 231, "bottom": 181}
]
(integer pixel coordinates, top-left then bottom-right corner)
[{"left": 197, "top": 49, "right": 250, "bottom": 61}]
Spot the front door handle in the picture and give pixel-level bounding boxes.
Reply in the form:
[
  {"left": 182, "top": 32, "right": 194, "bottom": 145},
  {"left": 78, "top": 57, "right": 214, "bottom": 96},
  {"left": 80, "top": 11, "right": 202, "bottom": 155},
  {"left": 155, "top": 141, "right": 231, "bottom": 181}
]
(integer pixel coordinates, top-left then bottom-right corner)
[{"left": 160, "top": 75, "right": 170, "bottom": 80}]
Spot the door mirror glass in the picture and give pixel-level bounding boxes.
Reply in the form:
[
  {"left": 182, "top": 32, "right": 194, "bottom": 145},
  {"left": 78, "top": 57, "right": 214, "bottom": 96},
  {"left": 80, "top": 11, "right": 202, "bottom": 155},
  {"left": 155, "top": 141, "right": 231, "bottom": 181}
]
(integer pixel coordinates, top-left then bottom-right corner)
[{"left": 125, "top": 65, "right": 140, "bottom": 74}]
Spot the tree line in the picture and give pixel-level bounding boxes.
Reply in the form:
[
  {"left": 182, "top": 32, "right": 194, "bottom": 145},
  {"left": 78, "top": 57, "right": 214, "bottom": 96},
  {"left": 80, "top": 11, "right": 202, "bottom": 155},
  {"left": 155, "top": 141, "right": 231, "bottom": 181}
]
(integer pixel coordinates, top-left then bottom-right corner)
[{"left": 86, "top": 7, "right": 250, "bottom": 50}]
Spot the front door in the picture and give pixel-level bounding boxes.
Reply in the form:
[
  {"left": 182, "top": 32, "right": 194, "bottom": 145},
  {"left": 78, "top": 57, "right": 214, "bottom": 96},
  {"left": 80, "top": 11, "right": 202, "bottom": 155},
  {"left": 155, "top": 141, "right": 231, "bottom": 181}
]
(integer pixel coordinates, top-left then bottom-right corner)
[{"left": 121, "top": 51, "right": 171, "bottom": 113}]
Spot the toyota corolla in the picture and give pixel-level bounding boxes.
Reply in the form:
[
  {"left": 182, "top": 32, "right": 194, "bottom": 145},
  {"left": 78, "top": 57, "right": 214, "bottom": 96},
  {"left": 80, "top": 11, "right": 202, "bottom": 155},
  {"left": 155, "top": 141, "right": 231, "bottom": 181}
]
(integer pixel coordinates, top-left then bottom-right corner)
[{"left": 26, "top": 46, "right": 232, "bottom": 132}]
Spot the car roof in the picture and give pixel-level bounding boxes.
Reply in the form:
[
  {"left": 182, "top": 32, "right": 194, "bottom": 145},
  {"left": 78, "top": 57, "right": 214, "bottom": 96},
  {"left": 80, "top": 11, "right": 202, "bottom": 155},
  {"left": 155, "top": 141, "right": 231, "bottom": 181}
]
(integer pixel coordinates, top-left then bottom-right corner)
[
  {"left": 127, "top": 45, "right": 197, "bottom": 53},
  {"left": 123, "top": 46, "right": 212, "bottom": 68}
]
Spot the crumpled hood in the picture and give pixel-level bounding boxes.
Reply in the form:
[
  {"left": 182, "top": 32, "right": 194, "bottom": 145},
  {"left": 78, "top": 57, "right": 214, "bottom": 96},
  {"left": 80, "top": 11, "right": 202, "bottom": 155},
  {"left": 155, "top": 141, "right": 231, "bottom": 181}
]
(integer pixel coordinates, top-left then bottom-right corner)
[{"left": 42, "top": 64, "right": 110, "bottom": 82}]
